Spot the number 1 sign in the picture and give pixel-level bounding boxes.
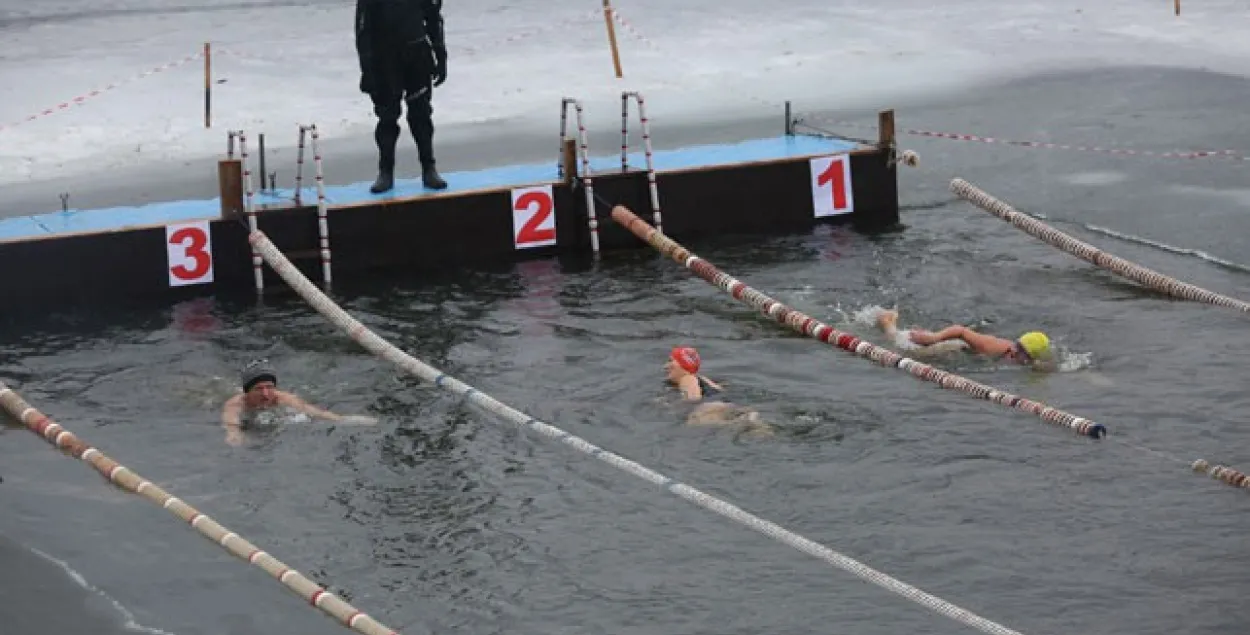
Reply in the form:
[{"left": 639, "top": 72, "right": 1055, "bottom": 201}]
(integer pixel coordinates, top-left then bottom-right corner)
[
  {"left": 809, "top": 154, "right": 854, "bottom": 218},
  {"left": 166, "top": 220, "right": 215, "bottom": 287},
  {"left": 511, "top": 184, "right": 557, "bottom": 250}
]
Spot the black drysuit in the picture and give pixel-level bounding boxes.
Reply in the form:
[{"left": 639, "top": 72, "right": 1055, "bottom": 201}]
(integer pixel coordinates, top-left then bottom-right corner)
[{"left": 355, "top": 0, "right": 447, "bottom": 182}]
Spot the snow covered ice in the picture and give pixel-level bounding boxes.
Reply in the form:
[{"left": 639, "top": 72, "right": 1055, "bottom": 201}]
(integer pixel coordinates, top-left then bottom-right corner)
[{"left": 1, "top": 0, "right": 1248, "bottom": 187}]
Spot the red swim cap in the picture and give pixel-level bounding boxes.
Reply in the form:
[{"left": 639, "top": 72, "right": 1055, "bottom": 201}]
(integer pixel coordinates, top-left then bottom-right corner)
[{"left": 670, "top": 346, "right": 701, "bottom": 374}]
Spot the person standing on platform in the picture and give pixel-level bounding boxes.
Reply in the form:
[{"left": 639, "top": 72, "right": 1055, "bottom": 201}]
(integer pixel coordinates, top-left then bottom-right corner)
[{"left": 355, "top": 0, "right": 449, "bottom": 193}]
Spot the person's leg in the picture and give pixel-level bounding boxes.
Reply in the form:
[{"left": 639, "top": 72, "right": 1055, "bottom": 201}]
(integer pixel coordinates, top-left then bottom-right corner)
[
  {"left": 400, "top": 43, "right": 447, "bottom": 189},
  {"left": 368, "top": 80, "right": 402, "bottom": 194}
]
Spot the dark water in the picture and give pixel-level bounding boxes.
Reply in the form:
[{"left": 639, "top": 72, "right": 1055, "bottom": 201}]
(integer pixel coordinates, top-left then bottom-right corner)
[{"left": 3, "top": 66, "right": 1250, "bottom": 635}]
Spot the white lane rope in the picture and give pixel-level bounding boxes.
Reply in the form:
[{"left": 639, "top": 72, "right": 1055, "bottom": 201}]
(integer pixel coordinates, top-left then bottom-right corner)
[{"left": 248, "top": 229, "right": 1027, "bottom": 635}]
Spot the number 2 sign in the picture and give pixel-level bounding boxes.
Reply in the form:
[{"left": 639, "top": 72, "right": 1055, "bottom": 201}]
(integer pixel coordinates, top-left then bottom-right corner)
[
  {"left": 511, "top": 184, "right": 557, "bottom": 250},
  {"left": 166, "top": 220, "right": 214, "bottom": 287},
  {"left": 809, "top": 154, "right": 854, "bottom": 218}
]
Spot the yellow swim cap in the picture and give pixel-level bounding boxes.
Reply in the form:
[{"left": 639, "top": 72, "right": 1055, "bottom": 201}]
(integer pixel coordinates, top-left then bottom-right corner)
[{"left": 1017, "top": 331, "right": 1051, "bottom": 360}]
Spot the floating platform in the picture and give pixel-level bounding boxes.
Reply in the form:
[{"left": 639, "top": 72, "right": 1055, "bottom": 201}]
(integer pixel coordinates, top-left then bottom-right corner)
[{"left": 0, "top": 99, "right": 902, "bottom": 311}]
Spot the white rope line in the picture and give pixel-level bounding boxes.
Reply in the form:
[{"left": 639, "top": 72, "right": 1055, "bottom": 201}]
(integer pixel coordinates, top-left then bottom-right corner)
[{"left": 247, "top": 229, "right": 1026, "bottom": 635}]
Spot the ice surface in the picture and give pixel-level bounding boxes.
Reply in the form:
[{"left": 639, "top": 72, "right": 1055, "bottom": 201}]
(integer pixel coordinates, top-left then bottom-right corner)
[{"left": 0, "top": 0, "right": 1248, "bottom": 186}]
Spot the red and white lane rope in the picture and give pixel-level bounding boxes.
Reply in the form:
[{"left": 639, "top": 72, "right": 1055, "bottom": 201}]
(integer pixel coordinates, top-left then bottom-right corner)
[
  {"left": 246, "top": 228, "right": 1030, "bottom": 635},
  {"left": 951, "top": 178, "right": 1250, "bottom": 313},
  {"left": 609, "top": 204, "right": 1105, "bottom": 439},
  {"left": 0, "top": 381, "right": 401, "bottom": 635},
  {"left": 0, "top": 53, "right": 204, "bottom": 133}
]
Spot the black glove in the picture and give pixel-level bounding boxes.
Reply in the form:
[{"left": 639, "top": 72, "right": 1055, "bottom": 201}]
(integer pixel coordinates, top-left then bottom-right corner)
[
  {"left": 359, "top": 71, "right": 372, "bottom": 94},
  {"left": 432, "top": 45, "right": 447, "bottom": 87}
]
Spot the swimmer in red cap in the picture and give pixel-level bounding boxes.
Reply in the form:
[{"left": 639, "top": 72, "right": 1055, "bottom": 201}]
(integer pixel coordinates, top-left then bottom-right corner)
[{"left": 665, "top": 346, "right": 771, "bottom": 434}]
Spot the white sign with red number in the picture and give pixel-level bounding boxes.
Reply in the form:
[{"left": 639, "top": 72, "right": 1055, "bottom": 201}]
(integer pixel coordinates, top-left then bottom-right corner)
[
  {"left": 511, "top": 184, "right": 557, "bottom": 250},
  {"left": 809, "top": 154, "right": 854, "bottom": 218},
  {"left": 166, "top": 220, "right": 215, "bottom": 287}
]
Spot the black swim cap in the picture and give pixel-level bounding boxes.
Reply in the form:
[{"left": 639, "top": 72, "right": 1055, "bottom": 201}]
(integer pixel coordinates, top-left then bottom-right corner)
[{"left": 240, "top": 359, "right": 277, "bottom": 392}]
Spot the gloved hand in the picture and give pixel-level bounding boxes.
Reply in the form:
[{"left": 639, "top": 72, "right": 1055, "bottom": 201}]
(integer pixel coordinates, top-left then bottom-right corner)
[
  {"left": 359, "top": 70, "right": 373, "bottom": 95},
  {"left": 432, "top": 45, "right": 447, "bottom": 87}
]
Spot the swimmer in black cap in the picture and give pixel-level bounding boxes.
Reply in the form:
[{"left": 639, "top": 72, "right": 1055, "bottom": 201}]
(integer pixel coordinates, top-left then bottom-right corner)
[{"left": 220, "top": 360, "right": 375, "bottom": 446}]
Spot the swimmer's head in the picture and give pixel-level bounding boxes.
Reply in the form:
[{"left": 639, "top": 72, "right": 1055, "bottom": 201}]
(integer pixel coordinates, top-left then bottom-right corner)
[
  {"left": 666, "top": 346, "right": 701, "bottom": 381},
  {"left": 1014, "top": 331, "right": 1051, "bottom": 364},
  {"left": 240, "top": 359, "right": 278, "bottom": 406}
]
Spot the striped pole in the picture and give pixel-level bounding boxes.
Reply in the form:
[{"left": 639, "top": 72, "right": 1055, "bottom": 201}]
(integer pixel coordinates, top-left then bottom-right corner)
[
  {"left": 246, "top": 228, "right": 1031, "bottom": 635},
  {"left": 294, "top": 126, "right": 307, "bottom": 206},
  {"left": 238, "top": 131, "right": 264, "bottom": 293},
  {"left": 203, "top": 42, "right": 211, "bottom": 129},
  {"left": 619, "top": 93, "right": 628, "bottom": 169},
  {"left": 609, "top": 204, "right": 1107, "bottom": 439},
  {"left": 556, "top": 101, "right": 569, "bottom": 178},
  {"left": 308, "top": 124, "right": 333, "bottom": 287},
  {"left": 621, "top": 91, "right": 663, "bottom": 233},
  {"left": 951, "top": 178, "right": 1250, "bottom": 313},
  {"left": 560, "top": 98, "right": 600, "bottom": 254},
  {"left": 0, "top": 382, "right": 400, "bottom": 635}
]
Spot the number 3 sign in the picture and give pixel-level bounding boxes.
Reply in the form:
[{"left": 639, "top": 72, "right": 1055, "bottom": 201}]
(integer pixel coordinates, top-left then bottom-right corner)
[
  {"left": 809, "top": 154, "right": 854, "bottom": 218},
  {"left": 166, "top": 220, "right": 215, "bottom": 287},
  {"left": 511, "top": 184, "right": 557, "bottom": 250}
]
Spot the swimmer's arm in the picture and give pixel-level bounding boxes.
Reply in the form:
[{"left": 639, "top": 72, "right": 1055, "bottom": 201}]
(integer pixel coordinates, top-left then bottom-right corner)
[
  {"left": 278, "top": 392, "right": 344, "bottom": 421},
  {"left": 906, "top": 325, "right": 968, "bottom": 346},
  {"left": 221, "top": 396, "right": 244, "bottom": 446}
]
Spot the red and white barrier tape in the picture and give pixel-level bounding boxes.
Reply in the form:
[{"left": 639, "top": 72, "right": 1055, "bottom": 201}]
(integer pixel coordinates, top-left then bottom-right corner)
[
  {"left": 609, "top": 7, "right": 661, "bottom": 50},
  {"left": 0, "top": 53, "right": 204, "bottom": 133},
  {"left": 802, "top": 116, "right": 1248, "bottom": 163}
]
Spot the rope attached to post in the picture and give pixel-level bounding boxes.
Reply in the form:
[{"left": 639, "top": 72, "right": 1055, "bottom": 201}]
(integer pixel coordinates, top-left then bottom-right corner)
[
  {"left": 607, "top": 204, "right": 1106, "bottom": 439},
  {"left": 245, "top": 228, "right": 1030, "bottom": 635},
  {"left": 951, "top": 178, "right": 1250, "bottom": 313},
  {"left": 0, "top": 383, "right": 401, "bottom": 635}
]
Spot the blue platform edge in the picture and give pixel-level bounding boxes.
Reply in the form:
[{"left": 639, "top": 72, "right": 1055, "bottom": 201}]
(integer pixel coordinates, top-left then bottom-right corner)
[{"left": 0, "top": 135, "right": 859, "bottom": 242}]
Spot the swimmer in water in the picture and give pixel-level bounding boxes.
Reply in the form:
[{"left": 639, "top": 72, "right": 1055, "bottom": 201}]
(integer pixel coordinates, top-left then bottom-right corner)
[
  {"left": 875, "top": 309, "right": 1053, "bottom": 367},
  {"left": 220, "top": 360, "right": 375, "bottom": 446},
  {"left": 665, "top": 346, "right": 772, "bottom": 436}
]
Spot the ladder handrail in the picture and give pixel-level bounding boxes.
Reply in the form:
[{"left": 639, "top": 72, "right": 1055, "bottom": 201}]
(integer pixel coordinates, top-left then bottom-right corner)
[
  {"left": 559, "top": 97, "right": 601, "bottom": 255},
  {"left": 621, "top": 91, "right": 663, "bottom": 233}
]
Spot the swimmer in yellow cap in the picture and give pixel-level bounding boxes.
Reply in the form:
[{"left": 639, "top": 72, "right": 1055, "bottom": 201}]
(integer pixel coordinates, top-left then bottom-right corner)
[
  {"left": 874, "top": 310, "right": 1053, "bottom": 366},
  {"left": 665, "top": 347, "right": 773, "bottom": 436}
]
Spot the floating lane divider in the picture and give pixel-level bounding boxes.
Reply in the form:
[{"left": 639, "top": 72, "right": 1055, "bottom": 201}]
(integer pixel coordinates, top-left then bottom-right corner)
[
  {"left": 951, "top": 178, "right": 1250, "bottom": 314},
  {"left": 246, "top": 230, "right": 1028, "bottom": 635},
  {"left": 608, "top": 204, "right": 1106, "bottom": 440},
  {"left": 0, "top": 384, "right": 400, "bottom": 635}
]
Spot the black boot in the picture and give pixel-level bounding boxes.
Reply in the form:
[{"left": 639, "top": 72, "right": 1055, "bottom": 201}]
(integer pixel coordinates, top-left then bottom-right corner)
[
  {"left": 370, "top": 171, "right": 394, "bottom": 194},
  {"left": 370, "top": 119, "right": 399, "bottom": 194},
  {"left": 422, "top": 163, "right": 447, "bottom": 189}
]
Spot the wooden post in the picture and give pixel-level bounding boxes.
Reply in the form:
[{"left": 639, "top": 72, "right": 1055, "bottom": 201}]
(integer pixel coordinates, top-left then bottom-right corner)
[
  {"left": 561, "top": 138, "right": 578, "bottom": 185},
  {"left": 878, "top": 109, "right": 896, "bottom": 147},
  {"left": 218, "top": 158, "right": 243, "bottom": 219},
  {"left": 1174, "top": 0, "right": 1180, "bottom": 15},
  {"left": 602, "top": 0, "right": 623, "bottom": 78},
  {"left": 204, "top": 42, "right": 212, "bottom": 128}
]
